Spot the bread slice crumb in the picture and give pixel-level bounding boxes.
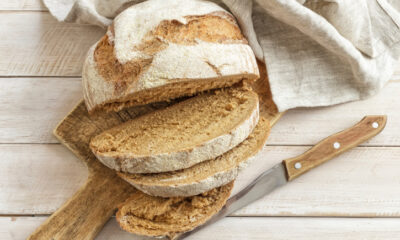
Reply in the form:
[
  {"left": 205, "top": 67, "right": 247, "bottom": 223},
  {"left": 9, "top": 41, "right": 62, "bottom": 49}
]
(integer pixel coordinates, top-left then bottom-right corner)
[
  {"left": 116, "top": 182, "right": 233, "bottom": 238},
  {"left": 90, "top": 86, "right": 259, "bottom": 173},
  {"left": 118, "top": 118, "right": 270, "bottom": 197}
]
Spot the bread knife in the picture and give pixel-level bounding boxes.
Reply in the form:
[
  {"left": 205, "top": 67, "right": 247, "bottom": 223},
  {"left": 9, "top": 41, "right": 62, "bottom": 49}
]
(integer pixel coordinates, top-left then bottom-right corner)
[{"left": 174, "top": 115, "right": 387, "bottom": 239}]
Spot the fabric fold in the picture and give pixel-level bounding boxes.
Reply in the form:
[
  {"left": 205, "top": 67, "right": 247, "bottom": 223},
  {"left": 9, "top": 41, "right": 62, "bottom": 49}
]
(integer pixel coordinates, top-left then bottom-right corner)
[{"left": 43, "top": 0, "right": 400, "bottom": 111}]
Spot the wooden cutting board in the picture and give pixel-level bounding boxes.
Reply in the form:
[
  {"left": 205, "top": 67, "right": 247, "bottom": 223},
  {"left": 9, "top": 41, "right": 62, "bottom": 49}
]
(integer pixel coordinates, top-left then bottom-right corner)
[{"left": 28, "top": 62, "right": 284, "bottom": 240}]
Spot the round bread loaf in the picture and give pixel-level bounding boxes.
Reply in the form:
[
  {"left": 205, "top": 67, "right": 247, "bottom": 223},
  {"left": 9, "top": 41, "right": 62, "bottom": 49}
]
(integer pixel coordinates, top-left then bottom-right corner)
[{"left": 82, "top": 0, "right": 259, "bottom": 113}]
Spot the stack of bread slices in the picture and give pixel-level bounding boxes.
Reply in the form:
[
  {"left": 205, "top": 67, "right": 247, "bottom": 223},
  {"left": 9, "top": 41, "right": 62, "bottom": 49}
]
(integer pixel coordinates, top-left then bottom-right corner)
[{"left": 82, "top": 0, "right": 271, "bottom": 238}]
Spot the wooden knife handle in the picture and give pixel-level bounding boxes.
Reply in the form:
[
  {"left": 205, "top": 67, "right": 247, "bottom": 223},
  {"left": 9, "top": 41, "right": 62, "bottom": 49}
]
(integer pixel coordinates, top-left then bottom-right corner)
[{"left": 283, "top": 115, "right": 387, "bottom": 181}]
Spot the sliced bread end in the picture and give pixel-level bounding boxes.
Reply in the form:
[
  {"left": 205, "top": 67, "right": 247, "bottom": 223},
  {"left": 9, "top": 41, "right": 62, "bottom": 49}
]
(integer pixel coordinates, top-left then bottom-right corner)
[{"left": 116, "top": 181, "right": 234, "bottom": 238}]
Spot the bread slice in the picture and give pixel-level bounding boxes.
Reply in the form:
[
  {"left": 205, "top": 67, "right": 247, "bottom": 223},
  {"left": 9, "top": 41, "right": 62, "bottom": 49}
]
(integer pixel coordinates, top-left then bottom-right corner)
[
  {"left": 82, "top": 0, "right": 259, "bottom": 114},
  {"left": 118, "top": 117, "right": 269, "bottom": 197},
  {"left": 116, "top": 181, "right": 233, "bottom": 238},
  {"left": 90, "top": 86, "right": 259, "bottom": 173}
]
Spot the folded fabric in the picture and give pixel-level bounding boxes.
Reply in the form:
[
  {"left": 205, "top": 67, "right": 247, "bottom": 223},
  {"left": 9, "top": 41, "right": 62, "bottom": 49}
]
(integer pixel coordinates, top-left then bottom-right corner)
[{"left": 43, "top": 0, "right": 400, "bottom": 111}]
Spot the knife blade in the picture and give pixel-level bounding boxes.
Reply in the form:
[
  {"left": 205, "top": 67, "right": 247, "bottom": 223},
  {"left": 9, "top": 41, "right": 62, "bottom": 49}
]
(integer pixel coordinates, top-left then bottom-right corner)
[{"left": 174, "top": 115, "right": 387, "bottom": 240}]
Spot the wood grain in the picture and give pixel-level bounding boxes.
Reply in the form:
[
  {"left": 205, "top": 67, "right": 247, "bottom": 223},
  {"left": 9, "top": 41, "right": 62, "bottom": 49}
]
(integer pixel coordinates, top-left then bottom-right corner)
[
  {"left": 2, "top": 145, "right": 400, "bottom": 217},
  {"left": 0, "top": 0, "right": 45, "bottom": 11},
  {"left": 232, "top": 145, "right": 400, "bottom": 217},
  {"left": 0, "top": 78, "right": 82, "bottom": 143},
  {"left": 0, "top": 12, "right": 104, "bottom": 76},
  {"left": 1, "top": 77, "right": 399, "bottom": 145},
  {"left": 0, "top": 144, "right": 87, "bottom": 215},
  {"left": 27, "top": 69, "right": 282, "bottom": 239},
  {"left": 0, "top": 7, "right": 399, "bottom": 240},
  {"left": 28, "top": 103, "right": 136, "bottom": 240},
  {"left": 269, "top": 81, "right": 400, "bottom": 146},
  {"left": 3, "top": 216, "right": 400, "bottom": 240},
  {"left": 28, "top": 174, "right": 136, "bottom": 240},
  {"left": 29, "top": 99, "right": 193, "bottom": 239},
  {"left": 99, "top": 216, "right": 400, "bottom": 240},
  {"left": 284, "top": 115, "right": 387, "bottom": 180}
]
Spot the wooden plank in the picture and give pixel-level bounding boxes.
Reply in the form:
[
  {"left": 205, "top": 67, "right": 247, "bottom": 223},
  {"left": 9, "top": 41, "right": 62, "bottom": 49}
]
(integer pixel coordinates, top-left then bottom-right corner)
[
  {"left": 99, "top": 217, "right": 400, "bottom": 240},
  {"left": 0, "top": 144, "right": 87, "bottom": 214},
  {"left": 1, "top": 216, "right": 400, "bottom": 240},
  {"left": 0, "top": 0, "right": 46, "bottom": 11},
  {"left": 28, "top": 100, "right": 137, "bottom": 240},
  {"left": 2, "top": 144, "right": 400, "bottom": 217},
  {"left": 1, "top": 77, "right": 399, "bottom": 145},
  {"left": 232, "top": 145, "right": 400, "bottom": 217},
  {"left": 282, "top": 115, "right": 387, "bottom": 181},
  {"left": 0, "top": 12, "right": 104, "bottom": 76},
  {"left": 269, "top": 81, "right": 400, "bottom": 146},
  {"left": 26, "top": 72, "right": 281, "bottom": 240},
  {"left": 0, "top": 78, "right": 82, "bottom": 143}
]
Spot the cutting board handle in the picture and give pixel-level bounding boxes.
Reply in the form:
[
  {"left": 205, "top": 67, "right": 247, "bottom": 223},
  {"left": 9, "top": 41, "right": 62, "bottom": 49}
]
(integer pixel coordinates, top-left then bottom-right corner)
[
  {"left": 283, "top": 115, "right": 387, "bottom": 181},
  {"left": 28, "top": 170, "right": 134, "bottom": 240}
]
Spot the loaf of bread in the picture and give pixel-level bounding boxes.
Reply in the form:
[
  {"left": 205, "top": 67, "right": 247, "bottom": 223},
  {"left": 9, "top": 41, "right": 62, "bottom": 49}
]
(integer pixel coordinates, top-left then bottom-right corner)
[
  {"left": 117, "top": 181, "right": 233, "bottom": 238},
  {"left": 90, "top": 86, "right": 259, "bottom": 173},
  {"left": 82, "top": 0, "right": 259, "bottom": 113},
  {"left": 118, "top": 117, "right": 269, "bottom": 197}
]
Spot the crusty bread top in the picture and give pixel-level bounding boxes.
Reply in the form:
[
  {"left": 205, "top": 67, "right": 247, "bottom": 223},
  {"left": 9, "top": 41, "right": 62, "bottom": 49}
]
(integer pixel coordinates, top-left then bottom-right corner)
[
  {"left": 118, "top": 117, "right": 270, "bottom": 186},
  {"left": 112, "top": 0, "right": 240, "bottom": 63},
  {"left": 82, "top": 0, "right": 259, "bottom": 113},
  {"left": 90, "top": 86, "right": 259, "bottom": 173},
  {"left": 116, "top": 181, "right": 233, "bottom": 238}
]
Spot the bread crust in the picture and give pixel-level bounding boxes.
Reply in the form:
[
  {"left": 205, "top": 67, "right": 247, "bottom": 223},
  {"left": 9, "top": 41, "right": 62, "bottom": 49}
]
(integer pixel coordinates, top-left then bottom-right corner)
[
  {"left": 92, "top": 100, "right": 259, "bottom": 173},
  {"left": 82, "top": 0, "right": 259, "bottom": 113},
  {"left": 116, "top": 181, "right": 234, "bottom": 238},
  {"left": 118, "top": 118, "right": 270, "bottom": 197},
  {"left": 123, "top": 157, "right": 251, "bottom": 197}
]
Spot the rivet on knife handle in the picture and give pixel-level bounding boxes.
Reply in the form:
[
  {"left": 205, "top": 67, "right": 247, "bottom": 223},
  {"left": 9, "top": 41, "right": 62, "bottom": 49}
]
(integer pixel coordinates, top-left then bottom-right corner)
[{"left": 283, "top": 115, "right": 387, "bottom": 181}]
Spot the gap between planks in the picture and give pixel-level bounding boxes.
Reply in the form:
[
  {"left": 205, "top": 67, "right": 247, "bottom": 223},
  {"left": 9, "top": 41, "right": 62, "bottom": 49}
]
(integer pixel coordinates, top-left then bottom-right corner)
[
  {"left": 0, "top": 142, "right": 398, "bottom": 148},
  {"left": 1, "top": 78, "right": 399, "bottom": 146},
  {"left": 0, "top": 10, "right": 48, "bottom": 13},
  {"left": 1, "top": 144, "right": 400, "bottom": 217},
  {"left": 0, "top": 75, "right": 81, "bottom": 78},
  {"left": 3, "top": 214, "right": 400, "bottom": 219},
  {"left": 2, "top": 216, "right": 400, "bottom": 240}
]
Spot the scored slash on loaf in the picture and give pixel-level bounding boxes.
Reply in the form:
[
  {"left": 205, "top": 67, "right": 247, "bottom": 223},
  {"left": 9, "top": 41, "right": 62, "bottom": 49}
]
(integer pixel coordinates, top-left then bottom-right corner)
[{"left": 82, "top": 0, "right": 259, "bottom": 114}]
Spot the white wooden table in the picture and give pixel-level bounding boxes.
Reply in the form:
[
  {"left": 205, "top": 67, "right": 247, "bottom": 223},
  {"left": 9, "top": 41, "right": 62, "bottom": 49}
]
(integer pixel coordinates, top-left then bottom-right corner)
[{"left": 1, "top": 1, "right": 400, "bottom": 239}]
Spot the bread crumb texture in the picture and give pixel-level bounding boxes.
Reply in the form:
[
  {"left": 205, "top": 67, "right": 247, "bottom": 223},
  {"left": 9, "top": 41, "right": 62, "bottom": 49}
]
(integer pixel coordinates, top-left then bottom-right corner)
[
  {"left": 92, "top": 75, "right": 246, "bottom": 113},
  {"left": 119, "top": 118, "right": 270, "bottom": 187},
  {"left": 90, "top": 86, "right": 258, "bottom": 163},
  {"left": 116, "top": 182, "right": 233, "bottom": 237}
]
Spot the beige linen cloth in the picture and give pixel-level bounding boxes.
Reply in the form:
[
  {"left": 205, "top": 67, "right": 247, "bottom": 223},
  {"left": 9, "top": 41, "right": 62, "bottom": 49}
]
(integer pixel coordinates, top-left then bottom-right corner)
[{"left": 43, "top": 0, "right": 400, "bottom": 111}]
